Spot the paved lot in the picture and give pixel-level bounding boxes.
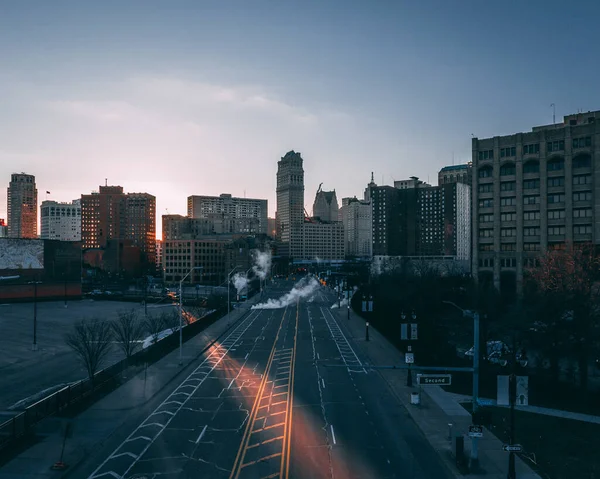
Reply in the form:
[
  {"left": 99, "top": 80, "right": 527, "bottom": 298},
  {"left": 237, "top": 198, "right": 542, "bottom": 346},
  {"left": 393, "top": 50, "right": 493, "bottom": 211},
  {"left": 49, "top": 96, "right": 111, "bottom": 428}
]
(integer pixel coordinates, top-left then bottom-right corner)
[
  {"left": 0, "top": 299, "right": 176, "bottom": 411},
  {"left": 81, "top": 281, "right": 451, "bottom": 479}
]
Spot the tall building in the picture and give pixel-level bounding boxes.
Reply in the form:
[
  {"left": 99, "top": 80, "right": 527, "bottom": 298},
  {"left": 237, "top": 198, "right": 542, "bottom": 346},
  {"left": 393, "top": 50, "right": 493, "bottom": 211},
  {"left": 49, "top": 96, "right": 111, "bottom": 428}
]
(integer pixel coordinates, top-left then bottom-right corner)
[
  {"left": 155, "top": 239, "right": 163, "bottom": 275},
  {"left": 276, "top": 150, "right": 305, "bottom": 258},
  {"left": 267, "top": 217, "right": 277, "bottom": 238},
  {"left": 340, "top": 197, "right": 372, "bottom": 257},
  {"left": 187, "top": 194, "right": 267, "bottom": 234},
  {"left": 371, "top": 182, "right": 470, "bottom": 263},
  {"left": 472, "top": 110, "right": 600, "bottom": 295},
  {"left": 81, "top": 185, "right": 155, "bottom": 272},
  {"left": 0, "top": 219, "right": 7, "bottom": 238},
  {"left": 125, "top": 193, "right": 156, "bottom": 266},
  {"left": 40, "top": 200, "right": 81, "bottom": 241},
  {"left": 438, "top": 163, "right": 472, "bottom": 187},
  {"left": 7, "top": 173, "right": 37, "bottom": 238},
  {"left": 312, "top": 186, "right": 339, "bottom": 222},
  {"left": 162, "top": 214, "right": 261, "bottom": 240}
]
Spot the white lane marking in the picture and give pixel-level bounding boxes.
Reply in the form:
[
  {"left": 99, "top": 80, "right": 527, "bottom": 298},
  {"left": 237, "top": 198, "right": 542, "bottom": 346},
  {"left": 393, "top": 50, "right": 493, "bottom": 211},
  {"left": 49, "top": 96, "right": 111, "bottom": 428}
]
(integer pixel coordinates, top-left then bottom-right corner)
[
  {"left": 88, "top": 309, "right": 262, "bottom": 479},
  {"left": 330, "top": 425, "right": 337, "bottom": 445},
  {"left": 317, "top": 352, "right": 320, "bottom": 360},
  {"left": 321, "top": 378, "right": 325, "bottom": 389},
  {"left": 321, "top": 307, "right": 367, "bottom": 373},
  {"left": 195, "top": 425, "right": 208, "bottom": 444},
  {"left": 245, "top": 353, "right": 249, "bottom": 360},
  {"left": 227, "top": 377, "right": 236, "bottom": 389}
]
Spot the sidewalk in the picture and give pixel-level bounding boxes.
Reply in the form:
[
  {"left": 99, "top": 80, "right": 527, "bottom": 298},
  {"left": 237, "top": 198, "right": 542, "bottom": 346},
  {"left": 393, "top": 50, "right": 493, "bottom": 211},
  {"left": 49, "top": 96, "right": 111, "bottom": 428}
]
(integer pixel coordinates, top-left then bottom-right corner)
[
  {"left": 0, "top": 301, "right": 256, "bottom": 479},
  {"left": 330, "top": 303, "right": 541, "bottom": 479}
]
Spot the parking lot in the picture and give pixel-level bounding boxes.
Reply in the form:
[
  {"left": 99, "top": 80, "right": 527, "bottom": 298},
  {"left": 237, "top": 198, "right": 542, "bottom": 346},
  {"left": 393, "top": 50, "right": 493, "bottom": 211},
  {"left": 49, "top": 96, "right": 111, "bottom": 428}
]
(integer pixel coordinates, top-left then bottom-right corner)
[{"left": 0, "top": 299, "right": 176, "bottom": 413}]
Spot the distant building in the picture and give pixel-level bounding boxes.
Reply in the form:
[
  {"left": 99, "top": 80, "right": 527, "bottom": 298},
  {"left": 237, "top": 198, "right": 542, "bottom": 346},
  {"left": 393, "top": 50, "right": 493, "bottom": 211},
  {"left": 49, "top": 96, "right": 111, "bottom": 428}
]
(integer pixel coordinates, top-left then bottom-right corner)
[
  {"left": 340, "top": 197, "right": 372, "bottom": 257},
  {"left": 473, "top": 109, "right": 600, "bottom": 295},
  {"left": 394, "top": 176, "right": 430, "bottom": 190},
  {"left": 267, "top": 217, "right": 277, "bottom": 238},
  {"left": 0, "top": 219, "right": 7, "bottom": 238},
  {"left": 276, "top": 151, "right": 305, "bottom": 258},
  {"left": 300, "top": 221, "right": 345, "bottom": 261},
  {"left": 81, "top": 185, "right": 156, "bottom": 273},
  {"left": 7, "top": 173, "right": 37, "bottom": 238},
  {"left": 312, "top": 186, "right": 339, "bottom": 222},
  {"left": 438, "top": 163, "right": 472, "bottom": 187},
  {"left": 155, "top": 239, "right": 163, "bottom": 274},
  {"left": 162, "top": 214, "right": 261, "bottom": 240},
  {"left": 187, "top": 193, "right": 267, "bottom": 235},
  {"left": 40, "top": 199, "right": 81, "bottom": 241}
]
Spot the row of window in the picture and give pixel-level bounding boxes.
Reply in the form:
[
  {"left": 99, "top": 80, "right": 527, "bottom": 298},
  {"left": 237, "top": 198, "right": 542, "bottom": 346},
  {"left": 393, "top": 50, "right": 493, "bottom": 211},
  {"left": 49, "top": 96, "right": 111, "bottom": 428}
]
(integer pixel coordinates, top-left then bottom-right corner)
[
  {"left": 479, "top": 190, "right": 592, "bottom": 203},
  {"left": 478, "top": 138, "right": 591, "bottom": 161},
  {"left": 479, "top": 156, "right": 591, "bottom": 176},
  {"left": 480, "top": 224, "right": 592, "bottom": 238},
  {"left": 500, "top": 147, "right": 516, "bottom": 158}
]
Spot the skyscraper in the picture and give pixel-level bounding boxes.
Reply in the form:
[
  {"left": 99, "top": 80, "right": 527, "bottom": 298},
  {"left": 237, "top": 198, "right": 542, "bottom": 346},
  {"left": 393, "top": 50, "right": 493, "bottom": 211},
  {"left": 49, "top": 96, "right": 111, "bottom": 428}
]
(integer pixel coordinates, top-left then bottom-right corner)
[
  {"left": 40, "top": 199, "right": 81, "bottom": 241},
  {"left": 276, "top": 150, "right": 305, "bottom": 258},
  {"left": 125, "top": 193, "right": 156, "bottom": 266},
  {"left": 312, "top": 186, "right": 339, "bottom": 222},
  {"left": 7, "top": 173, "right": 37, "bottom": 238}
]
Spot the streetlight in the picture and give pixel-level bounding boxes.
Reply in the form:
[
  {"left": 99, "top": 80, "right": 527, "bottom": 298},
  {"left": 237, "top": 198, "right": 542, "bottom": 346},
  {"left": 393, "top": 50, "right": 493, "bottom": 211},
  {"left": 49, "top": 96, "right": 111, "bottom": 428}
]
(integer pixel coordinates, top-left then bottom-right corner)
[
  {"left": 443, "top": 300, "right": 480, "bottom": 471},
  {"left": 401, "top": 311, "right": 415, "bottom": 387},
  {"left": 179, "top": 266, "right": 202, "bottom": 366},
  {"left": 27, "top": 281, "right": 42, "bottom": 351}
]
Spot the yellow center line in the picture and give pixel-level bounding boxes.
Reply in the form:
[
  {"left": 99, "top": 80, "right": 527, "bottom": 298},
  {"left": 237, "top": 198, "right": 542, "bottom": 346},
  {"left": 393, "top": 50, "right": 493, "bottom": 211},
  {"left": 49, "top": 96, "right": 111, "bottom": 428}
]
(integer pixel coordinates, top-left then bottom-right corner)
[
  {"left": 229, "top": 306, "right": 288, "bottom": 479},
  {"left": 282, "top": 301, "right": 299, "bottom": 479}
]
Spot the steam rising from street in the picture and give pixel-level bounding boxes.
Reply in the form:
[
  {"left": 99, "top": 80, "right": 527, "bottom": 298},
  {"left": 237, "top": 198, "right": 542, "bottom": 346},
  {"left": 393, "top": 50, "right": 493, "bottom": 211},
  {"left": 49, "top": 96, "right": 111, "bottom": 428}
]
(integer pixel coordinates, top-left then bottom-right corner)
[
  {"left": 252, "top": 250, "right": 272, "bottom": 280},
  {"left": 252, "top": 277, "right": 320, "bottom": 309},
  {"left": 232, "top": 273, "right": 249, "bottom": 294}
]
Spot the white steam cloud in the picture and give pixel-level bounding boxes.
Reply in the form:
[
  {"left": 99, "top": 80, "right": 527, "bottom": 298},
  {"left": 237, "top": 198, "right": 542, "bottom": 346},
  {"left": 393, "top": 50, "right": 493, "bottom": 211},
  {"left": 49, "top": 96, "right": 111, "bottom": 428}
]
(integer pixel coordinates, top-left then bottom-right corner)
[
  {"left": 232, "top": 273, "right": 249, "bottom": 294},
  {"left": 331, "top": 297, "right": 349, "bottom": 309},
  {"left": 252, "top": 250, "right": 272, "bottom": 280},
  {"left": 252, "top": 277, "right": 320, "bottom": 309}
]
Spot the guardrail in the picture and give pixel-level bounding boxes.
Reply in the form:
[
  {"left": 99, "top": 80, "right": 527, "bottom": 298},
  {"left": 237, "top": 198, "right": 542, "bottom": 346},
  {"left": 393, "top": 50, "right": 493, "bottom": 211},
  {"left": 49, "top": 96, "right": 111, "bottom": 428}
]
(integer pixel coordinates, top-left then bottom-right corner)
[{"left": 0, "top": 307, "right": 231, "bottom": 453}]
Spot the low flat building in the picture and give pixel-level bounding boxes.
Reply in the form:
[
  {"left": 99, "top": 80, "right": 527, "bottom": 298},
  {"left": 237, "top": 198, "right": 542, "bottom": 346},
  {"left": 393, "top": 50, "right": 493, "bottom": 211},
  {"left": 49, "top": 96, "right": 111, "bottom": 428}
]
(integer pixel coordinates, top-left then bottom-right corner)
[{"left": 300, "top": 220, "right": 345, "bottom": 261}]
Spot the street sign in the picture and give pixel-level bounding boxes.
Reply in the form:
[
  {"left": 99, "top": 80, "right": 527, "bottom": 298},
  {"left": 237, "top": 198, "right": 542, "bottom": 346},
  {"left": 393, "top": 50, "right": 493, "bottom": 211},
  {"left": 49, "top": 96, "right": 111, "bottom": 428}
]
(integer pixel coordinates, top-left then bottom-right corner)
[
  {"left": 416, "top": 374, "right": 452, "bottom": 385},
  {"left": 410, "top": 323, "right": 418, "bottom": 340},
  {"left": 368, "top": 296, "right": 373, "bottom": 312},
  {"left": 362, "top": 300, "right": 367, "bottom": 312},
  {"left": 502, "top": 444, "right": 522, "bottom": 452},
  {"left": 497, "top": 375, "right": 509, "bottom": 406},
  {"left": 405, "top": 352, "right": 414, "bottom": 364},
  {"left": 400, "top": 323, "right": 408, "bottom": 340},
  {"left": 468, "top": 425, "right": 483, "bottom": 438},
  {"left": 516, "top": 376, "right": 529, "bottom": 406}
]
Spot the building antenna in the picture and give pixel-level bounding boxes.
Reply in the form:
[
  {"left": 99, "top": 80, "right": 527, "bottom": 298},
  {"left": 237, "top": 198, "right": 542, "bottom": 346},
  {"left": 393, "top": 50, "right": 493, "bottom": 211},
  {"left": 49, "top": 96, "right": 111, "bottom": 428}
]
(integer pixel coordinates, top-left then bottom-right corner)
[
  {"left": 105, "top": 178, "right": 108, "bottom": 187},
  {"left": 551, "top": 103, "right": 556, "bottom": 125}
]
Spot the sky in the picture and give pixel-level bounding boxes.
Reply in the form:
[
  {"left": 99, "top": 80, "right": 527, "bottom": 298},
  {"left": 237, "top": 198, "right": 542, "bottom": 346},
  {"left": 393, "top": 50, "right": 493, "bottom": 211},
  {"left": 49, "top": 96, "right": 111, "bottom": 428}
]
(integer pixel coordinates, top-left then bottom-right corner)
[{"left": 1, "top": 0, "right": 599, "bottom": 239}]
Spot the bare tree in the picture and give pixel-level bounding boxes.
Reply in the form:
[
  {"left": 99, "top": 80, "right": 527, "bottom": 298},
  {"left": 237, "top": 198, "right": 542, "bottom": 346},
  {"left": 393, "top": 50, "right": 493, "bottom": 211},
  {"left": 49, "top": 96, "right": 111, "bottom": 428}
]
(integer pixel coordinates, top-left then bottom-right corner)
[
  {"left": 144, "top": 313, "right": 166, "bottom": 344},
  {"left": 65, "top": 318, "right": 113, "bottom": 381},
  {"left": 161, "top": 309, "right": 181, "bottom": 331},
  {"left": 111, "top": 310, "right": 145, "bottom": 359}
]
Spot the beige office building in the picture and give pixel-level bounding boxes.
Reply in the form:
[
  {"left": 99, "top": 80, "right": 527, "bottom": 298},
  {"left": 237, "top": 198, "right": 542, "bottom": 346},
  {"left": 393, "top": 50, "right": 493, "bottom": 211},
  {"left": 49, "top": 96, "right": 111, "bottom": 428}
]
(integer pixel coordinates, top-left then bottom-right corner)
[{"left": 472, "top": 110, "right": 600, "bottom": 295}]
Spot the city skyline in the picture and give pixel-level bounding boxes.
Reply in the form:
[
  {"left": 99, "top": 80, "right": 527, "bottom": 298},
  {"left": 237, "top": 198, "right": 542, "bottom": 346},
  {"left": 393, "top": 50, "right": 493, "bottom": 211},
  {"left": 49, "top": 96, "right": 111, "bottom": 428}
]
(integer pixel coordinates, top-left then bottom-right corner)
[{"left": 2, "top": 1, "right": 600, "bottom": 239}]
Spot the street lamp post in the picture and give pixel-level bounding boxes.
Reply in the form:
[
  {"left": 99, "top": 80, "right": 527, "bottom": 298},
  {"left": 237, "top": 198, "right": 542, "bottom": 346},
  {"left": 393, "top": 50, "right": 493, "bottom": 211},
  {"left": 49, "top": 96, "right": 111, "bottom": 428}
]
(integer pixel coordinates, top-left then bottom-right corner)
[
  {"left": 227, "top": 267, "right": 240, "bottom": 321},
  {"left": 179, "top": 266, "right": 202, "bottom": 366},
  {"left": 28, "top": 281, "right": 42, "bottom": 351},
  {"left": 443, "top": 300, "right": 480, "bottom": 471}
]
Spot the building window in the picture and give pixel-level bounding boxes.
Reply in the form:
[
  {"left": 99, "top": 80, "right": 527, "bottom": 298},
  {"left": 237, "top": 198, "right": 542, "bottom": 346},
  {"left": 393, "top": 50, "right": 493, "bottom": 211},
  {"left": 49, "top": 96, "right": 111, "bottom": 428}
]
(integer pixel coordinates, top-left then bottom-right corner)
[
  {"left": 573, "top": 174, "right": 591, "bottom": 185},
  {"left": 500, "top": 147, "right": 516, "bottom": 158},
  {"left": 547, "top": 140, "right": 565, "bottom": 153},
  {"left": 573, "top": 208, "right": 592, "bottom": 218},
  {"left": 548, "top": 226, "right": 566, "bottom": 236},
  {"left": 501, "top": 228, "right": 516, "bottom": 237},
  {"left": 523, "top": 143, "right": 540, "bottom": 155},
  {"left": 478, "top": 258, "right": 494, "bottom": 268},
  {"left": 479, "top": 199, "right": 493, "bottom": 208},
  {"left": 548, "top": 193, "right": 565, "bottom": 204},
  {"left": 573, "top": 191, "right": 592, "bottom": 202},
  {"left": 548, "top": 242, "right": 566, "bottom": 251},
  {"left": 523, "top": 242, "right": 540, "bottom": 252},
  {"left": 479, "top": 184, "right": 493, "bottom": 194},
  {"left": 478, "top": 150, "right": 494, "bottom": 161},
  {"left": 479, "top": 244, "right": 494, "bottom": 251},
  {"left": 479, "top": 167, "right": 493, "bottom": 178},
  {"left": 501, "top": 181, "right": 516, "bottom": 191},
  {"left": 547, "top": 210, "right": 565, "bottom": 220},
  {"left": 547, "top": 177, "right": 565, "bottom": 187},
  {"left": 523, "top": 179, "right": 540, "bottom": 189},
  {"left": 574, "top": 225, "right": 593, "bottom": 235},
  {"left": 479, "top": 214, "right": 494, "bottom": 223},
  {"left": 524, "top": 227, "right": 540, "bottom": 236},
  {"left": 501, "top": 212, "right": 517, "bottom": 222},
  {"left": 501, "top": 243, "right": 516, "bottom": 252},
  {"left": 479, "top": 229, "right": 493, "bottom": 238},
  {"left": 498, "top": 197, "right": 515, "bottom": 207},
  {"left": 523, "top": 161, "right": 539, "bottom": 174},
  {"left": 573, "top": 137, "right": 592, "bottom": 149},
  {"left": 547, "top": 158, "right": 565, "bottom": 171},
  {"left": 573, "top": 155, "right": 592, "bottom": 168},
  {"left": 523, "top": 195, "right": 540, "bottom": 205},
  {"left": 500, "top": 258, "right": 517, "bottom": 267},
  {"left": 524, "top": 258, "right": 540, "bottom": 268},
  {"left": 524, "top": 211, "right": 541, "bottom": 221}
]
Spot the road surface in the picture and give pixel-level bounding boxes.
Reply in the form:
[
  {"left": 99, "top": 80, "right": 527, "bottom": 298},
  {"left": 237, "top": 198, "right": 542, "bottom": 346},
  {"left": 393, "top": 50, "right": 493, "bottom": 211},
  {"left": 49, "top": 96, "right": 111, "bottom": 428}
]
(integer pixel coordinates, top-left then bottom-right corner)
[{"left": 83, "top": 279, "right": 451, "bottom": 479}]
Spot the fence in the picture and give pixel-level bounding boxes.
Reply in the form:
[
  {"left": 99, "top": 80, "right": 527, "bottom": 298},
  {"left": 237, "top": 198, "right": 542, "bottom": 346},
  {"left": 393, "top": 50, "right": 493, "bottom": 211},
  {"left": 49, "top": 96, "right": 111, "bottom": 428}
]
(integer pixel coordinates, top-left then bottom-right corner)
[{"left": 0, "top": 306, "right": 234, "bottom": 453}]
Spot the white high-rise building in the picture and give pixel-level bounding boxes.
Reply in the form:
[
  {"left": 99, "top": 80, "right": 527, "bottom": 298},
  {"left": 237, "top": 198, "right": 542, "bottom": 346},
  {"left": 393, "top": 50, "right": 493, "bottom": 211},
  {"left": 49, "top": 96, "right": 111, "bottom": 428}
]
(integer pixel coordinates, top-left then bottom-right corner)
[
  {"left": 40, "top": 199, "right": 81, "bottom": 241},
  {"left": 187, "top": 194, "right": 267, "bottom": 235},
  {"left": 340, "top": 197, "right": 372, "bottom": 257}
]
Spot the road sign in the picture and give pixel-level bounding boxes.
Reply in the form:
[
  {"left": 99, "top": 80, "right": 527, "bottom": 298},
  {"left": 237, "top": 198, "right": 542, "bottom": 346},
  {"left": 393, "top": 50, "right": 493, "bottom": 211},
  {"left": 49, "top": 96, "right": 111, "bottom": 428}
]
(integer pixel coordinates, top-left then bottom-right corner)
[
  {"left": 416, "top": 374, "right": 452, "bottom": 385},
  {"left": 400, "top": 323, "right": 408, "bottom": 340},
  {"left": 410, "top": 323, "right": 418, "bottom": 340},
  {"left": 502, "top": 444, "right": 522, "bottom": 452},
  {"left": 516, "top": 376, "right": 529, "bottom": 406},
  {"left": 468, "top": 425, "right": 483, "bottom": 438},
  {"left": 405, "top": 352, "right": 414, "bottom": 364}
]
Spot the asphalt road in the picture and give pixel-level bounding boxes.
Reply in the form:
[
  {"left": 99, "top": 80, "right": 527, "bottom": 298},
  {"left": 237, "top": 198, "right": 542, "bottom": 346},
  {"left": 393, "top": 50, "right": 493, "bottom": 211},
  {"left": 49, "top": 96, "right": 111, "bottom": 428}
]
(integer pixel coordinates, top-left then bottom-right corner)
[{"left": 84, "top": 279, "right": 451, "bottom": 479}]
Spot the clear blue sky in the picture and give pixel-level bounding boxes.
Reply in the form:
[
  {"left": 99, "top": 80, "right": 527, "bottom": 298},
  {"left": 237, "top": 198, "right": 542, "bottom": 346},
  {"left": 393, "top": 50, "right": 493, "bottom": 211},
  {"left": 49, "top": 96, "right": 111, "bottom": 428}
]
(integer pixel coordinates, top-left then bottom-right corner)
[{"left": 1, "top": 0, "right": 598, "bottom": 237}]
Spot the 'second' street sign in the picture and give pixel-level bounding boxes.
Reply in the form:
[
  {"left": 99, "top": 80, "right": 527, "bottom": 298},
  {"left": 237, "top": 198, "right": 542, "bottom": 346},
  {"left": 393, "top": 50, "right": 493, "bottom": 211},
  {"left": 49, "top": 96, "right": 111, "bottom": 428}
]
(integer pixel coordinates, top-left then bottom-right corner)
[
  {"left": 468, "top": 425, "right": 483, "bottom": 438},
  {"left": 416, "top": 374, "right": 452, "bottom": 385},
  {"left": 405, "top": 352, "right": 414, "bottom": 364},
  {"left": 502, "top": 444, "right": 522, "bottom": 452}
]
